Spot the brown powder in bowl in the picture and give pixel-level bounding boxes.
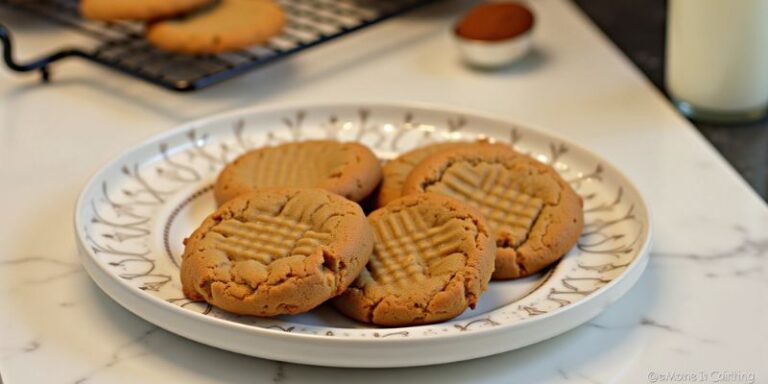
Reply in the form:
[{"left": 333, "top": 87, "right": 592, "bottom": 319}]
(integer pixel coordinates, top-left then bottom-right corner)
[{"left": 455, "top": 3, "right": 534, "bottom": 41}]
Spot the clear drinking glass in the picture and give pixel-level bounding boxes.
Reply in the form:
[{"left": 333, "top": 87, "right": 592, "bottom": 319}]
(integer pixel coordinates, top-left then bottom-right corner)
[{"left": 666, "top": 0, "right": 768, "bottom": 122}]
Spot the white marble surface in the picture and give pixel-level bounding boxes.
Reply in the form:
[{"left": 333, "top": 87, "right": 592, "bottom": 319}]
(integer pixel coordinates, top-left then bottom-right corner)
[{"left": 0, "top": 0, "right": 766, "bottom": 383}]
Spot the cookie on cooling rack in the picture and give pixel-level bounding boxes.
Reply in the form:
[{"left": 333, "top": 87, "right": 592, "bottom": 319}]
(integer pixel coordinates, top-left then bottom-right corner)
[
  {"left": 181, "top": 188, "right": 374, "bottom": 316},
  {"left": 334, "top": 193, "right": 495, "bottom": 326},
  {"left": 80, "top": 0, "right": 214, "bottom": 21},
  {"left": 145, "top": 0, "right": 286, "bottom": 54},
  {"left": 402, "top": 143, "right": 584, "bottom": 280},
  {"left": 214, "top": 140, "right": 382, "bottom": 205}
]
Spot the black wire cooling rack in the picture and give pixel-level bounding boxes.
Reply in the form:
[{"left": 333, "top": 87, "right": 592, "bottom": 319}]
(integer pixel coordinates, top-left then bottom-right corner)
[{"left": 0, "top": 0, "right": 434, "bottom": 91}]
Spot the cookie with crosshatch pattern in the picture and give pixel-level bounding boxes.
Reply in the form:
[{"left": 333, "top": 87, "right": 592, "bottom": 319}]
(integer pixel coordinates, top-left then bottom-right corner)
[
  {"left": 214, "top": 140, "right": 382, "bottom": 206},
  {"left": 80, "top": 0, "right": 214, "bottom": 21},
  {"left": 333, "top": 193, "right": 495, "bottom": 326},
  {"left": 402, "top": 143, "right": 584, "bottom": 280},
  {"left": 376, "top": 141, "right": 472, "bottom": 208},
  {"left": 181, "top": 188, "right": 373, "bottom": 316}
]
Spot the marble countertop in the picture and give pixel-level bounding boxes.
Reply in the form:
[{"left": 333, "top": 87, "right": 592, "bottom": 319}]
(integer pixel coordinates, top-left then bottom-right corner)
[{"left": 1, "top": 0, "right": 766, "bottom": 383}]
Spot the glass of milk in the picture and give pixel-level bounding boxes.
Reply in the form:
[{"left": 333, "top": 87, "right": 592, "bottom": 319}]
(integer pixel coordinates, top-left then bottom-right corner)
[{"left": 666, "top": 0, "right": 768, "bottom": 122}]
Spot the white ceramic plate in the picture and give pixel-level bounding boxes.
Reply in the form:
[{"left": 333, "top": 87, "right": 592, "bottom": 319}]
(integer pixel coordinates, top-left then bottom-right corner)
[{"left": 75, "top": 102, "right": 651, "bottom": 368}]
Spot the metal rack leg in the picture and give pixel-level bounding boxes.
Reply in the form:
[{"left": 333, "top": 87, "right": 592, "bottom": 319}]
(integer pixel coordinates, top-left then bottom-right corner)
[{"left": 0, "top": 24, "right": 87, "bottom": 82}]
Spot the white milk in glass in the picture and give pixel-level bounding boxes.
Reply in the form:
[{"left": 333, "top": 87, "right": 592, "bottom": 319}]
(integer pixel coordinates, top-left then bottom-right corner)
[{"left": 666, "top": 0, "right": 768, "bottom": 121}]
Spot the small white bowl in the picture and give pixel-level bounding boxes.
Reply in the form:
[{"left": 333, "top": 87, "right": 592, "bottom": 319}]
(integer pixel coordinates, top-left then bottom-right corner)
[{"left": 454, "top": 31, "right": 533, "bottom": 69}]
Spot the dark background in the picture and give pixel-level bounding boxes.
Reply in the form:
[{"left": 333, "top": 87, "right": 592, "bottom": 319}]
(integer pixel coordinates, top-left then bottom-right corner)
[{"left": 575, "top": 0, "right": 768, "bottom": 201}]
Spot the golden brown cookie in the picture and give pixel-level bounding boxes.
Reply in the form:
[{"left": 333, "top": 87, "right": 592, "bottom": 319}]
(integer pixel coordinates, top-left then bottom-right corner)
[
  {"left": 80, "top": 0, "right": 214, "bottom": 21},
  {"left": 402, "top": 143, "right": 583, "bottom": 280},
  {"left": 334, "top": 193, "right": 495, "bottom": 326},
  {"left": 181, "top": 188, "right": 374, "bottom": 316},
  {"left": 377, "top": 142, "right": 470, "bottom": 208},
  {"left": 145, "top": 0, "right": 286, "bottom": 54},
  {"left": 214, "top": 140, "right": 382, "bottom": 205}
]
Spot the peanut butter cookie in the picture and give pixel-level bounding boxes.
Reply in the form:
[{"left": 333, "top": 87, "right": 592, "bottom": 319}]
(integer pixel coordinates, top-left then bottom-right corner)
[
  {"left": 145, "top": 0, "right": 286, "bottom": 54},
  {"left": 80, "top": 0, "right": 214, "bottom": 21},
  {"left": 214, "top": 140, "right": 382, "bottom": 205},
  {"left": 376, "top": 142, "right": 469, "bottom": 208},
  {"left": 181, "top": 188, "right": 374, "bottom": 316},
  {"left": 334, "top": 193, "right": 495, "bottom": 326},
  {"left": 402, "top": 143, "right": 583, "bottom": 280}
]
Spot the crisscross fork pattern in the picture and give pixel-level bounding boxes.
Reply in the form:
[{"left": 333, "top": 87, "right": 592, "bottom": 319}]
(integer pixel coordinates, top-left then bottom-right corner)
[
  {"left": 369, "top": 208, "right": 464, "bottom": 286},
  {"left": 426, "top": 162, "right": 543, "bottom": 235},
  {"left": 212, "top": 214, "right": 331, "bottom": 264}
]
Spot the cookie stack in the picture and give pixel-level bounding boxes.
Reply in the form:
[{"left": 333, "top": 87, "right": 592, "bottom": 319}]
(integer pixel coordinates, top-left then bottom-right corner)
[
  {"left": 182, "top": 139, "right": 583, "bottom": 326},
  {"left": 80, "top": 0, "right": 286, "bottom": 54}
]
